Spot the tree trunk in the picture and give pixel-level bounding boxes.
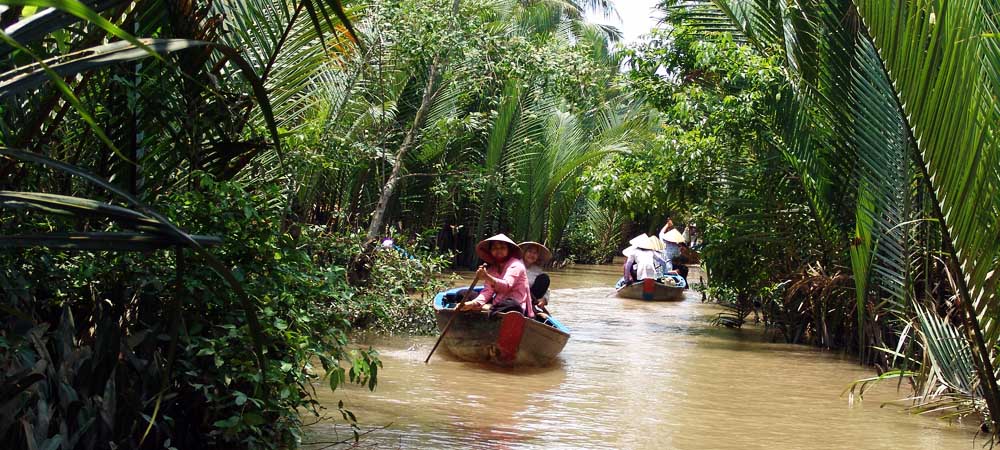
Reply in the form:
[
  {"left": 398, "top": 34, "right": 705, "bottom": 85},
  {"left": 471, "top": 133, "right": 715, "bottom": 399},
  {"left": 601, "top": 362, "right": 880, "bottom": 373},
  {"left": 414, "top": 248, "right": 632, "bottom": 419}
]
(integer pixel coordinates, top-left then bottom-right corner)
[
  {"left": 365, "top": 0, "right": 460, "bottom": 241},
  {"left": 365, "top": 60, "right": 442, "bottom": 240}
]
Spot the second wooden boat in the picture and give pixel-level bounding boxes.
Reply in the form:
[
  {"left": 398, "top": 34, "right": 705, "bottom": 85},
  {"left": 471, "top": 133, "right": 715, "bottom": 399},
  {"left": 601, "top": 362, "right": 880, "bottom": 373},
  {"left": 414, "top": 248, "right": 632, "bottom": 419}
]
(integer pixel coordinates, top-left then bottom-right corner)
[{"left": 615, "top": 274, "right": 687, "bottom": 301}]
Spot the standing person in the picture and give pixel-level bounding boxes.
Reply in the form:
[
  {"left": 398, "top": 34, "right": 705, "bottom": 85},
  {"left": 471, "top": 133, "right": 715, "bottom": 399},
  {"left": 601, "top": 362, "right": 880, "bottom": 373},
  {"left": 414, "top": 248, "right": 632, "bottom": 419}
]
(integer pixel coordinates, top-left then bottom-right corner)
[{"left": 459, "top": 234, "right": 534, "bottom": 318}]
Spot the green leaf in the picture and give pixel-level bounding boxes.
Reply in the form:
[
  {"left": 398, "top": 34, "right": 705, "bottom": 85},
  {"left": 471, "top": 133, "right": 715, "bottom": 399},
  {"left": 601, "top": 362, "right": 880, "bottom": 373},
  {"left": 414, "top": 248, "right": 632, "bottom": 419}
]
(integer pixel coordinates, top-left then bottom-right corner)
[
  {"left": 212, "top": 416, "right": 241, "bottom": 429},
  {"left": 243, "top": 412, "right": 265, "bottom": 426}
]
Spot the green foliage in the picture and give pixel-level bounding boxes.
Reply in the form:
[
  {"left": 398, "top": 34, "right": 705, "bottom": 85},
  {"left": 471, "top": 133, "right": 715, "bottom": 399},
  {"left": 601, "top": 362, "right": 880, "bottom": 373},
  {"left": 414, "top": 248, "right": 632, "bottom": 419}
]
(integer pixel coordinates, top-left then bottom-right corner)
[
  {"left": 1, "top": 174, "right": 384, "bottom": 448},
  {"left": 639, "top": 0, "right": 1000, "bottom": 435},
  {"left": 0, "top": 0, "right": 631, "bottom": 447},
  {"left": 560, "top": 198, "right": 624, "bottom": 264},
  {"left": 328, "top": 231, "right": 454, "bottom": 334}
]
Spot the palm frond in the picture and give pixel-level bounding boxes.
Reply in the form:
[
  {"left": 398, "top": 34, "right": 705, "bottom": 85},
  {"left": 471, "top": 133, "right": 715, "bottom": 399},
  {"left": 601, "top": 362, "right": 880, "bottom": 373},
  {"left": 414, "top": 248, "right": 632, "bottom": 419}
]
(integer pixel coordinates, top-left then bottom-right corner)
[{"left": 855, "top": 0, "right": 1000, "bottom": 427}]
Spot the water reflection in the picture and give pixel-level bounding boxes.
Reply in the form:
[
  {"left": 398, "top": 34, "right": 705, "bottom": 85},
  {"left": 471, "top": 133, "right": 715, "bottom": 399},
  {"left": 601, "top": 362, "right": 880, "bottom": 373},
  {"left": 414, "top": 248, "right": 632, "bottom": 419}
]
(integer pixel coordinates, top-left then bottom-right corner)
[{"left": 306, "top": 265, "right": 976, "bottom": 449}]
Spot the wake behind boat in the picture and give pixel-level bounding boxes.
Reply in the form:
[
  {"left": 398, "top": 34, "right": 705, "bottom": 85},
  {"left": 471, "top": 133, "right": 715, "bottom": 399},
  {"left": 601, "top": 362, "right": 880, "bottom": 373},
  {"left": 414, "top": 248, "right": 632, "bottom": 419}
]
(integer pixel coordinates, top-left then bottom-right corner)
[
  {"left": 432, "top": 286, "right": 570, "bottom": 367},
  {"left": 615, "top": 274, "right": 687, "bottom": 301}
]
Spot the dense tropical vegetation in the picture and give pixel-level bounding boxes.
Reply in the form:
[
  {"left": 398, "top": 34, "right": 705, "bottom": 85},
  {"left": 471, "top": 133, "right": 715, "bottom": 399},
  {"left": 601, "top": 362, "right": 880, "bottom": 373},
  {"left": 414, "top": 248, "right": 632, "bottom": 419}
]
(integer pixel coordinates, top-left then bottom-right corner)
[
  {"left": 3, "top": 0, "right": 1000, "bottom": 446},
  {"left": 616, "top": 0, "right": 1000, "bottom": 438},
  {"left": 0, "top": 0, "right": 636, "bottom": 447}
]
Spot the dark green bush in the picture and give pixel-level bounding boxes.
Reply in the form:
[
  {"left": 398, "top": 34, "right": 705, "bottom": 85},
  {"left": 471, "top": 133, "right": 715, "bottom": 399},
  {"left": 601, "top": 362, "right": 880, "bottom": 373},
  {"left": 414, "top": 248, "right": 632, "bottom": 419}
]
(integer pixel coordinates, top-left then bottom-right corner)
[{"left": 1, "top": 175, "right": 385, "bottom": 449}]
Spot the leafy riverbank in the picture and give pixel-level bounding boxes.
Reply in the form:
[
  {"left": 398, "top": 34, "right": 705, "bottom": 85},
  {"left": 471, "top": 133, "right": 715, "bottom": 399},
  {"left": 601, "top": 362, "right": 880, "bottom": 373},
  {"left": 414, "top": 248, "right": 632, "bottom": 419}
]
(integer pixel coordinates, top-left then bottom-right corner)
[
  {"left": 631, "top": 1, "right": 1000, "bottom": 435},
  {"left": 1, "top": 175, "right": 451, "bottom": 448}
]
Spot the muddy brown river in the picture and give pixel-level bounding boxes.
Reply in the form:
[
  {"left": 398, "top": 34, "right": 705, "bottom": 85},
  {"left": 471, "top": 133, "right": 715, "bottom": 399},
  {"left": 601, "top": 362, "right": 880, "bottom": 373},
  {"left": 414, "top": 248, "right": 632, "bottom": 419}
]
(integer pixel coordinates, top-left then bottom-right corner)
[{"left": 305, "top": 264, "right": 978, "bottom": 449}]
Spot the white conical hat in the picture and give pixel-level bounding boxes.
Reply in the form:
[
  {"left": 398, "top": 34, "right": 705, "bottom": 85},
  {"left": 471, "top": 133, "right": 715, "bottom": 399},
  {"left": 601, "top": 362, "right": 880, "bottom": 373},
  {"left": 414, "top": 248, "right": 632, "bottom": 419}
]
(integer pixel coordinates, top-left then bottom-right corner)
[
  {"left": 476, "top": 234, "right": 522, "bottom": 263},
  {"left": 663, "top": 229, "right": 685, "bottom": 244},
  {"left": 629, "top": 233, "right": 649, "bottom": 247},
  {"left": 517, "top": 241, "right": 552, "bottom": 264},
  {"left": 638, "top": 235, "right": 665, "bottom": 251},
  {"left": 623, "top": 234, "right": 649, "bottom": 256}
]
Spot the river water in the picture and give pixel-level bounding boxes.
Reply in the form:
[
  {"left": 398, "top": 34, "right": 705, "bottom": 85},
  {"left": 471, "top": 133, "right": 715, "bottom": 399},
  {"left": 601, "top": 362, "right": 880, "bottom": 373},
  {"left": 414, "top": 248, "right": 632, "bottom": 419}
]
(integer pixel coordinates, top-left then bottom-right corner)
[{"left": 305, "top": 264, "right": 978, "bottom": 449}]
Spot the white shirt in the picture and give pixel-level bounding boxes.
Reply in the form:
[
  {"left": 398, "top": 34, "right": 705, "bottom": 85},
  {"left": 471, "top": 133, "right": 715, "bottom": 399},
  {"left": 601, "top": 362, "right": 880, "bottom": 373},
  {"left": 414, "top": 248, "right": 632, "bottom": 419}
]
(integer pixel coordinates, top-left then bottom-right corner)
[{"left": 634, "top": 249, "right": 665, "bottom": 280}]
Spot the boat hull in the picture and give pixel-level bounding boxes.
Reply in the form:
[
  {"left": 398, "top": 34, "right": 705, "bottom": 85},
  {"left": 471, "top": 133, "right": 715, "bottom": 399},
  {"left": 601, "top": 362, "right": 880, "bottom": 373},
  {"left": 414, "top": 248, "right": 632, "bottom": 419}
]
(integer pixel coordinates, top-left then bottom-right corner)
[
  {"left": 433, "top": 288, "right": 570, "bottom": 367},
  {"left": 616, "top": 277, "right": 686, "bottom": 301}
]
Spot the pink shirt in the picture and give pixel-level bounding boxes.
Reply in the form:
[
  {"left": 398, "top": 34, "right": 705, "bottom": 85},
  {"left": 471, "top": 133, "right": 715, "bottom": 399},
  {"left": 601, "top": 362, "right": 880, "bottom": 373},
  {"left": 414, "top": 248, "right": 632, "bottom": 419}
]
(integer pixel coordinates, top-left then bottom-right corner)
[{"left": 472, "top": 257, "right": 534, "bottom": 318}]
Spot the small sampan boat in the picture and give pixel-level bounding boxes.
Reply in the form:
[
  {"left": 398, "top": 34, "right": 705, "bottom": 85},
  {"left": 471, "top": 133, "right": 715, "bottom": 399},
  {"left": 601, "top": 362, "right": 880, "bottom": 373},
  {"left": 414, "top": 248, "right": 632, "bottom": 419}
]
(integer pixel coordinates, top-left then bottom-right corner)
[
  {"left": 432, "top": 286, "right": 570, "bottom": 367},
  {"left": 615, "top": 274, "right": 687, "bottom": 301}
]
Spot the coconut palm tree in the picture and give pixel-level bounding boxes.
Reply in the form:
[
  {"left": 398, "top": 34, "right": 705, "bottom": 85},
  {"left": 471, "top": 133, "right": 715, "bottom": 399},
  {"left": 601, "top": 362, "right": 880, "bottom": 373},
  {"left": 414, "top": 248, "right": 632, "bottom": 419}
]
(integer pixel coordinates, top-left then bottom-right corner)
[{"left": 363, "top": 0, "right": 624, "bottom": 241}]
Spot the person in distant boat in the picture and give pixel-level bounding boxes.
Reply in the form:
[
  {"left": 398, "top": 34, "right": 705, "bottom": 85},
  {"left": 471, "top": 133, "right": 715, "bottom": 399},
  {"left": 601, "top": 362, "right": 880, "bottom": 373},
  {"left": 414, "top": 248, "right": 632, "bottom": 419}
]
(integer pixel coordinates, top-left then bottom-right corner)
[
  {"left": 519, "top": 241, "right": 552, "bottom": 319},
  {"left": 622, "top": 233, "right": 646, "bottom": 283},
  {"left": 632, "top": 235, "right": 666, "bottom": 281},
  {"left": 660, "top": 219, "right": 689, "bottom": 287},
  {"left": 659, "top": 218, "right": 681, "bottom": 272},
  {"left": 458, "top": 234, "right": 535, "bottom": 318}
]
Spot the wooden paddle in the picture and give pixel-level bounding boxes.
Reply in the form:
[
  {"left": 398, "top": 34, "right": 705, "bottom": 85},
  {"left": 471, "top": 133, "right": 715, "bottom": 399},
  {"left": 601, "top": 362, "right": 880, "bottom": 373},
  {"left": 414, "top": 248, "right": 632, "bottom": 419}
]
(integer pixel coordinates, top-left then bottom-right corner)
[{"left": 424, "top": 266, "right": 485, "bottom": 364}]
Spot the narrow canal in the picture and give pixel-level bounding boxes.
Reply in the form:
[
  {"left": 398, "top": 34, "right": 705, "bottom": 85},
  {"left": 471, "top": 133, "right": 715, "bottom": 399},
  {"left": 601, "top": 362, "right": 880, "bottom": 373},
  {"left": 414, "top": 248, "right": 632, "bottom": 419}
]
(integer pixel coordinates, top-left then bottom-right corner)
[{"left": 306, "top": 265, "right": 978, "bottom": 449}]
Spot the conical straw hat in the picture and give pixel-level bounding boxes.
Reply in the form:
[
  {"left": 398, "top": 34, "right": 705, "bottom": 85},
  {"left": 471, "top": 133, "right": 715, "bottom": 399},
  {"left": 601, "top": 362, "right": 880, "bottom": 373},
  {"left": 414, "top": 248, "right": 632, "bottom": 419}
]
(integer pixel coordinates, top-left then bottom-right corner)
[
  {"left": 517, "top": 241, "right": 552, "bottom": 264},
  {"left": 639, "top": 235, "right": 665, "bottom": 251},
  {"left": 629, "top": 234, "right": 649, "bottom": 247},
  {"left": 476, "top": 234, "right": 522, "bottom": 263},
  {"left": 663, "top": 229, "right": 685, "bottom": 244},
  {"left": 623, "top": 234, "right": 649, "bottom": 257}
]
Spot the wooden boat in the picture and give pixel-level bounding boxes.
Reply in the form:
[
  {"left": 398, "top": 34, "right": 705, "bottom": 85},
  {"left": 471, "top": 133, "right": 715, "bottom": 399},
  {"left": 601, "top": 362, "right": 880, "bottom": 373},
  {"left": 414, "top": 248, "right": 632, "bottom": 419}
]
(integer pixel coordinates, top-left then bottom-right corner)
[
  {"left": 615, "top": 274, "right": 687, "bottom": 301},
  {"left": 432, "top": 287, "right": 570, "bottom": 367}
]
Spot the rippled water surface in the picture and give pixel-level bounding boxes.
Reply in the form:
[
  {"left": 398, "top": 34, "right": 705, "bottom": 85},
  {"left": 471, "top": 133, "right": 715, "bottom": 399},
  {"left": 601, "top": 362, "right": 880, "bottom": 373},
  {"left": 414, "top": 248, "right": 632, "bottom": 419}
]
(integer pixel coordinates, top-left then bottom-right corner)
[{"left": 306, "top": 265, "right": 977, "bottom": 449}]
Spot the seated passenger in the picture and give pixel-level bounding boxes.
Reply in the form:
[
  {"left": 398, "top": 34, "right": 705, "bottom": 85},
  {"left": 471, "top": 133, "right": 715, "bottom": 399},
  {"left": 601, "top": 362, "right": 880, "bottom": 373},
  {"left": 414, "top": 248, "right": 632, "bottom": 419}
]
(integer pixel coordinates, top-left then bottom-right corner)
[
  {"left": 519, "top": 241, "right": 552, "bottom": 318},
  {"left": 622, "top": 233, "right": 653, "bottom": 283},
  {"left": 623, "top": 252, "right": 637, "bottom": 284},
  {"left": 459, "top": 234, "right": 534, "bottom": 318},
  {"left": 633, "top": 236, "right": 666, "bottom": 281}
]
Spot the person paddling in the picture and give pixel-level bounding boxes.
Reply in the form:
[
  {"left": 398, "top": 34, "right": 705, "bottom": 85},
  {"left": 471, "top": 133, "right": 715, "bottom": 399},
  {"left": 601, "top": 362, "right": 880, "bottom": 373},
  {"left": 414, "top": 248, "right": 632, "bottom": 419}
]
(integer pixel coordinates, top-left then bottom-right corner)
[
  {"left": 459, "top": 234, "right": 534, "bottom": 318},
  {"left": 621, "top": 233, "right": 649, "bottom": 284},
  {"left": 519, "top": 241, "right": 552, "bottom": 319},
  {"left": 660, "top": 220, "right": 689, "bottom": 287}
]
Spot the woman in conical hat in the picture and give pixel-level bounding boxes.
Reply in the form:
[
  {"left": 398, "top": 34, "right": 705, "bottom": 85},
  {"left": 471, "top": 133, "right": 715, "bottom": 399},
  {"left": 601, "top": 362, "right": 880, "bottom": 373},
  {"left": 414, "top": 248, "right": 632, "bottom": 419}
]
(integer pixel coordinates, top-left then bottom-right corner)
[
  {"left": 633, "top": 235, "right": 667, "bottom": 281},
  {"left": 622, "top": 233, "right": 649, "bottom": 258},
  {"left": 461, "top": 234, "right": 534, "bottom": 318},
  {"left": 659, "top": 218, "right": 687, "bottom": 283},
  {"left": 622, "top": 233, "right": 648, "bottom": 283},
  {"left": 518, "top": 241, "right": 552, "bottom": 314},
  {"left": 659, "top": 219, "right": 684, "bottom": 259}
]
